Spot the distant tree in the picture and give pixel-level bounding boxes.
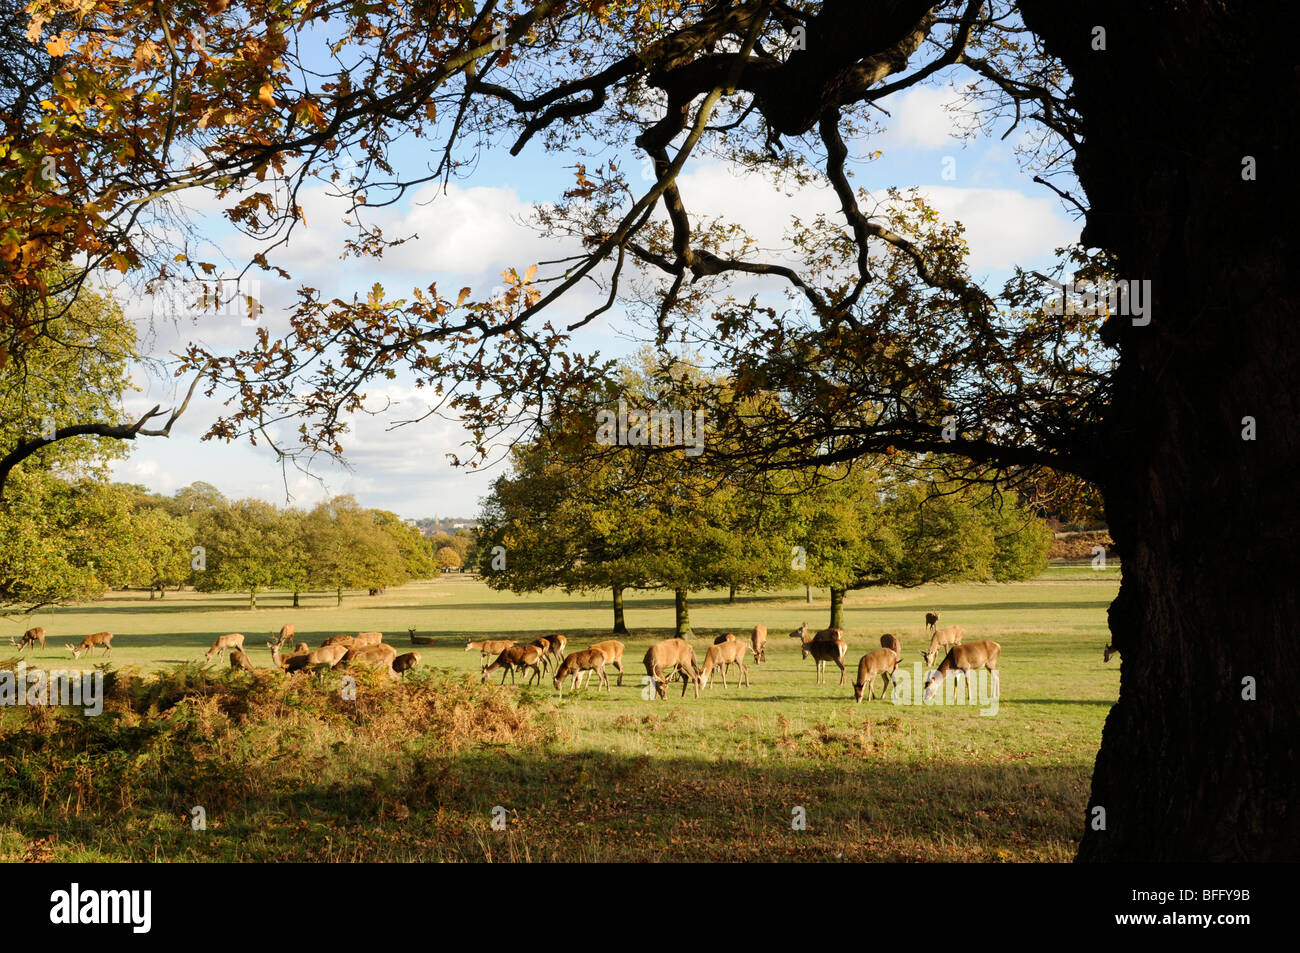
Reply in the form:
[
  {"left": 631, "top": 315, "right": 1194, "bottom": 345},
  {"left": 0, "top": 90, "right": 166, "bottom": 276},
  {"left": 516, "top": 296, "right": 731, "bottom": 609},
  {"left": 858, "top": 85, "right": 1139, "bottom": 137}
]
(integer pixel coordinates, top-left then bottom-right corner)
[
  {"left": 192, "top": 498, "right": 285, "bottom": 610},
  {"left": 435, "top": 546, "right": 462, "bottom": 571},
  {"left": 371, "top": 509, "right": 437, "bottom": 581}
]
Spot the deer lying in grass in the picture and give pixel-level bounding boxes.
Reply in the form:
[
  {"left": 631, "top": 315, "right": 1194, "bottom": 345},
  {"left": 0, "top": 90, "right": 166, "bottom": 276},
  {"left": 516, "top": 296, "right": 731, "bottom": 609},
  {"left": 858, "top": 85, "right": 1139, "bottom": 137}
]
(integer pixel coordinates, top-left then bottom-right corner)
[
  {"left": 701, "top": 639, "right": 750, "bottom": 689},
  {"left": 68, "top": 632, "right": 113, "bottom": 659},
  {"left": 466, "top": 639, "right": 516, "bottom": 671},
  {"left": 392, "top": 652, "right": 420, "bottom": 675},
  {"left": 553, "top": 649, "right": 609, "bottom": 695},
  {"left": 407, "top": 627, "right": 436, "bottom": 646},
  {"left": 789, "top": 627, "right": 847, "bottom": 685},
  {"left": 323, "top": 634, "right": 355, "bottom": 649},
  {"left": 922, "top": 625, "right": 964, "bottom": 667},
  {"left": 11, "top": 626, "right": 46, "bottom": 652},
  {"left": 204, "top": 633, "right": 246, "bottom": 663},
  {"left": 269, "top": 640, "right": 312, "bottom": 673},
  {"left": 229, "top": 649, "right": 256, "bottom": 673},
  {"left": 853, "top": 648, "right": 900, "bottom": 703},
  {"left": 879, "top": 633, "right": 901, "bottom": 658},
  {"left": 923, "top": 641, "right": 1001, "bottom": 701},
  {"left": 1103, "top": 643, "right": 1118, "bottom": 663},
  {"left": 752, "top": 625, "right": 768, "bottom": 663},
  {"left": 643, "top": 639, "right": 702, "bottom": 699},
  {"left": 483, "top": 643, "right": 546, "bottom": 685},
  {"left": 588, "top": 640, "right": 626, "bottom": 686},
  {"left": 354, "top": 631, "right": 384, "bottom": 648}
]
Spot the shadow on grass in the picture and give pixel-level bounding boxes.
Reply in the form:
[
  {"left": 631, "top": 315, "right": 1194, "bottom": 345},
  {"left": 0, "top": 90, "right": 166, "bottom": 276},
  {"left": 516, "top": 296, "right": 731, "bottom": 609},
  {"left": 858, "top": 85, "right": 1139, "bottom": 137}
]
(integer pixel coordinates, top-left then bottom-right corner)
[{"left": 7, "top": 749, "right": 1089, "bottom": 862}]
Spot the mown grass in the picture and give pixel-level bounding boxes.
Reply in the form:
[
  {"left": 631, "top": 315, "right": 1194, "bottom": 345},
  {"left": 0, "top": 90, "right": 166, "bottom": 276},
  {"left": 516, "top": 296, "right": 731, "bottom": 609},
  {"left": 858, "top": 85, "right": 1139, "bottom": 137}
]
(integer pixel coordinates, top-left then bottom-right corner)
[{"left": 1, "top": 566, "right": 1120, "bottom": 862}]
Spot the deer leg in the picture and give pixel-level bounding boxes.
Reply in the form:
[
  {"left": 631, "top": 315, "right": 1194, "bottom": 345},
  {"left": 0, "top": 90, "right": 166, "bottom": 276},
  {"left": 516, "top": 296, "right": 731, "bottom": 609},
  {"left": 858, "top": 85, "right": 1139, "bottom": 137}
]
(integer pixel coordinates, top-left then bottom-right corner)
[
  {"left": 740, "top": 661, "right": 748, "bottom": 687},
  {"left": 614, "top": 661, "right": 623, "bottom": 686},
  {"left": 837, "top": 659, "right": 846, "bottom": 685}
]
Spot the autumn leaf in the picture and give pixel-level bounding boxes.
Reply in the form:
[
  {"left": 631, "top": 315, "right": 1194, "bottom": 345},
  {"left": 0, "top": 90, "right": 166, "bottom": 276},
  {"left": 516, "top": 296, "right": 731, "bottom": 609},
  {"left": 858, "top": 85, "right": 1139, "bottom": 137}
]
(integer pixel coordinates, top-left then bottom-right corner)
[
  {"left": 457, "top": 287, "right": 471, "bottom": 307},
  {"left": 45, "top": 35, "right": 70, "bottom": 57},
  {"left": 523, "top": 263, "right": 538, "bottom": 283},
  {"left": 258, "top": 83, "right": 276, "bottom": 108}
]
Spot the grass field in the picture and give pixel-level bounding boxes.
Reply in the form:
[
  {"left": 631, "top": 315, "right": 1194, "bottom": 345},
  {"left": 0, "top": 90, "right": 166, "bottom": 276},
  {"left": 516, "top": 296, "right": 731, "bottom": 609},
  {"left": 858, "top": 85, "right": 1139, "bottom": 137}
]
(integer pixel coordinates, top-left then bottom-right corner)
[{"left": 1, "top": 566, "right": 1121, "bottom": 862}]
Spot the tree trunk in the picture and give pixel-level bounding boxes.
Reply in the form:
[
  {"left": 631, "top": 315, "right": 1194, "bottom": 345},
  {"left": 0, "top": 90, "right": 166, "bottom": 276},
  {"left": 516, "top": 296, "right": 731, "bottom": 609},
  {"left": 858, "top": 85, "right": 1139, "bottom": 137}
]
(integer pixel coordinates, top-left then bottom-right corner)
[
  {"left": 249, "top": 589, "right": 256, "bottom": 610},
  {"left": 728, "top": 584, "right": 736, "bottom": 604},
  {"left": 612, "top": 585, "right": 629, "bottom": 634},
  {"left": 829, "top": 588, "right": 845, "bottom": 630},
  {"left": 674, "top": 589, "right": 691, "bottom": 639},
  {"left": 1021, "top": 0, "right": 1300, "bottom": 860},
  {"left": 336, "top": 586, "right": 342, "bottom": 607},
  {"left": 149, "top": 587, "right": 156, "bottom": 600},
  {"left": 805, "top": 584, "right": 812, "bottom": 604},
  {"left": 292, "top": 590, "right": 300, "bottom": 608}
]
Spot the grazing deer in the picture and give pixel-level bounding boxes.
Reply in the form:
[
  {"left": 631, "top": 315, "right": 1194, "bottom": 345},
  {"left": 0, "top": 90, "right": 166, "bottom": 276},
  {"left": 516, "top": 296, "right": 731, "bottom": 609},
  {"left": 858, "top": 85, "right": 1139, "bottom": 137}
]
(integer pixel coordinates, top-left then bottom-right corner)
[
  {"left": 344, "top": 642, "right": 397, "bottom": 668},
  {"left": 790, "top": 628, "right": 847, "bottom": 685},
  {"left": 924, "top": 612, "right": 939, "bottom": 632},
  {"left": 392, "top": 652, "right": 421, "bottom": 675},
  {"left": 277, "top": 623, "right": 295, "bottom": 645},
  {"left": 307, "top": 644, "right": 349, "bottom": 669},
  {"left": 229, "top": 649, "right": 256, "bottom": 673},
  {"left": 879, "top": 633, "right": 901, "bottom": 658},
  {"left": 853, "top": 648, "right": 900, "bottom": 703},
  {"left": 204, "top": 633, "right": 246, "bottom": 663},
  {"left": 924, "top": 641, "right": 1001, "bottom": 701},
  {"left": 11, "top": 626, "right": 46, "bottom": 652},
  {"left": 67, "top": 632, "right": 113, "bottom": 659},
  {"left": 407, "top": 627, "right": 436, "bottom": 646},
  {"left": 643, "top": 639, "right": 702, "bottom": 699},
  {"left": 526, "top": 636, "right": 561, "bottom": 675},
  {"left": 588, "top": 640, "right": 626, "bottom": 686},
  {"left": 466, "top": 638, "right": 516, "bottom": 671},
  {"left": 1103, "top": 643, "right": 1118, "bottom": 663},
  {"left": 553, "top": 649, "right": 609, "bottom": 696},
  {"left": 483, "top": 643, "right": 546, "bottom": 685},
  {"left": 701, "top": 639, "right": 750, "bottom": 689},
  {"left": 752, "top": 624, "right": 767, "bottom": 663},
  {"left": 543, "top": 633, "right": 568, "bottom": 667},
  {"left": 922, "top": 625, "right": 965, "bottom": 667},
  {"left": 712, "top": 632, "right": 736, "bottom": 644}
]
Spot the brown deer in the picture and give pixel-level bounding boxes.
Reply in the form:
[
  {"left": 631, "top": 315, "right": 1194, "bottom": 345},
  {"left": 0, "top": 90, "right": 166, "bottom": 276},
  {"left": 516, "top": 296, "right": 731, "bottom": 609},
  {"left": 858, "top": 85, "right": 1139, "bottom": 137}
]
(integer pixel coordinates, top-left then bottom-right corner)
[
  {"left": 67, "top": 632, "right": 113, "bottom": 659},
  {"left": 482, "top": 643, "right": 546, "bottom": 685},
  {"left": 752, "top": 624, "right": 768, "bottom": 663},
  {"left": 879, "top": 633, "right": 901, "bottom": 658},
  {"left": 204, "top": 633, "right": 246, "bottom": 663},
  {"left": 1103, "top": 643, "right": 1118, "bottom": 663},
  {"left": 277, "top": 623, "right": 295, "bottom": 645},
  {"left": 542, "top": 633, "right": 568, "bottom": 668},
  {"left": 526, "top": 636, "right": 559, "bottom": 674},
  {"left": 307, "top": 644, "right": 349, "bottom": 669},
  {"left": 643, "top": 639, "right": 702, "bottom": 699},
  {"left": 392, "top": 652, "right": 421, "bottom": 675},
  {"left": 466, "top": 638, "right": 516, "bottom": 671},
  {"left": 323, "top": 634, "right": 356, "bottom": 649},
  {"left": 922, "top": 625, "right": 965, "bottom": 667},
  {"left": 712, "top": 632, "right": 736, "bottom": 643},
  {"left": 353, "top": 631, "right": 384, "bottom": 648},
  {"left": 229, "top": 649, "right": 256, "bottom": 672},
  {"left": 11, "top": 626, "right": 46, "bottom": 652},
  {"left": 407, "top": 627, "right": 436, "bottom": 646},
  {"left": 269, "top": 640, "right": 312, "bottom": 673},
  {"left": 588, "top": 640, "right": 626, "bottom": 686},
  {"left": 923, "top": 641, "right": 1002, "bottom": 701},
  {"left": 700, "top": 639, "right": 750, "bottom": 689},
  {"left": 853, "top": 648, "right": 900, "bottom": 703},
  {"left": 553, "top": 649, "right": 609, "bottom": 695},
  {"left": 924, "top": 612, "right": 939, "bottom": 632},
  {"left": 789, "top": 627, "right": 847, "bottom": 685},
  {"left": 343, "top": 643, "right": 398, "bottom": 672}
]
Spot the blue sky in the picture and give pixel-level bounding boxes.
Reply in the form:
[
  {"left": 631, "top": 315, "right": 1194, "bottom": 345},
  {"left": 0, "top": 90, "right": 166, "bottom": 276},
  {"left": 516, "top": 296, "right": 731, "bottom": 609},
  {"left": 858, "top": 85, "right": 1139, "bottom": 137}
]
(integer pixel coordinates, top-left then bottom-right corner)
[{"left": 105, "top": 73, "right": 1083, "bottom": 520}]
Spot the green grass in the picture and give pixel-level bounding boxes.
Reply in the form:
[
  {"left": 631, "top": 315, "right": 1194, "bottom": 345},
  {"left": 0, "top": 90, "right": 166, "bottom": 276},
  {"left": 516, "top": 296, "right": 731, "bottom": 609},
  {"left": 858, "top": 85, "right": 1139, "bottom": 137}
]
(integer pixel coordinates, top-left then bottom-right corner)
[{"left": 1, "top": 566, "right": 1121, "bottom": 862}]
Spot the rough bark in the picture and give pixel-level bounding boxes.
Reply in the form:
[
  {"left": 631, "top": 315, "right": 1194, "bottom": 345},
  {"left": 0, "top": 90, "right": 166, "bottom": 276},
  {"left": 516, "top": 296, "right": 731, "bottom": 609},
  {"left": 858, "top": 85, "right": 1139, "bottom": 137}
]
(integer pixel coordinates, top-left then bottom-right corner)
[
  {"left": 674, "top": 588, "right": 691, "bottom": 639},
  {"left": 1021, "top": 0, "right": 1300, "bottom": 860},
  {"left": 829, "top": 588, "right": 845, "bottom": 630},
  {"left": 612, "top": 585, "right": 629, "bottom": 634}
]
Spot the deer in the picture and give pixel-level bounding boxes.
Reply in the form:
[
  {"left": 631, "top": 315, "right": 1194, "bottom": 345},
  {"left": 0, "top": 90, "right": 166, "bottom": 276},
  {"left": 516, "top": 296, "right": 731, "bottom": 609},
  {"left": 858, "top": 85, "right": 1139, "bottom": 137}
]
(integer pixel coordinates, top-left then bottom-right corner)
[
  {"left": 925, "top": 611, "right": 939, "bottom": 632},
  {"left": 1103, "top": 643, "right": 1118, "bottom": 663},
  {"left": 294, "top": 642, "right": 310, "bottom": 654},
  {"left": 853, "top": 648, "right": 900, "bottom": 703},
  {"left": 526, "top": 636, "right": 558, "bottom": 674},
  {"left": 306, "top": 644, "right": 349, "bottom": 669},
  {"left": 11, "top": 626, "right": 46, "bottom": 652},
  {"left": 790, "top": 628, "right": 847, "bottom": 685},
  {"left": 752, "top": 624, "right": 768, "bottom": 663},
  {"left": 923, "top": 641, "right": 1002, "bottom": 702},
  {"left": 344, "top": 643, "right": 400, "bottom": 679},
  {"left": 922, "top": 625, "right": 964, "bottom": 667},
  {"left": 483, "top": 643, "right": 546, "bottom": 686},
  {"left": 712, "top": 632, "right": 736, "bottom": 643},
  {"left": 229, "top": 649, "right": 256, "bottom": 673},
  {"left": 277, "top": 623, "right": 295, "bottom": 645},
  {"left": 643, "top": 639, "right": 702, "bottom": 700},
  {"left": 553, "top": 648, "right": 609, "bottom": 696},
  {"left": 588, "top": 640, "right": 626, "bottom": 686},
  {"left": 67, "top": 632, "right": 113, "bottom": 659},
  {"left": 204, "top": 633, "right": 246, "bottom": 663},
  {"left": 407, "top": 627, "right": 436, "bottom": 646},
  {"left": 392, "top": 652, "right": 421, "bottom": 675},
  {"left": 542, "top": 632, "right": 568, "bottom": 668},
  {"left": 700, "top": 639, "right": 750, "bottom": 689},
  {"left": 354, "top": 631, "right": 384, "bottom": 647},
  {"left": 269, "top": 640, "right": 312, "bottom": 673},
  {"left": 466, "top": 638, "right": 516, "bottom": 671},
  {"left": 879, "top": 633, "right": 901, "bottom": 658}
]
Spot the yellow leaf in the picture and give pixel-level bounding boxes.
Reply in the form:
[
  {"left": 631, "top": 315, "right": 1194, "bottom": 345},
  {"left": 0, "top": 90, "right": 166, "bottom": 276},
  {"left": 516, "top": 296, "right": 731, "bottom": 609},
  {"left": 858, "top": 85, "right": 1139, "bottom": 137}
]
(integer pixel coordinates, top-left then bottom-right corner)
[
  {"left": 523, "top": 263, "right": 538, "bottom": 283},
  {"left": 258, "top": 83, "right": 275, "bottom": 108},
  {"left": 45, "top": 35, "right": 70, "bottom": 57}
]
